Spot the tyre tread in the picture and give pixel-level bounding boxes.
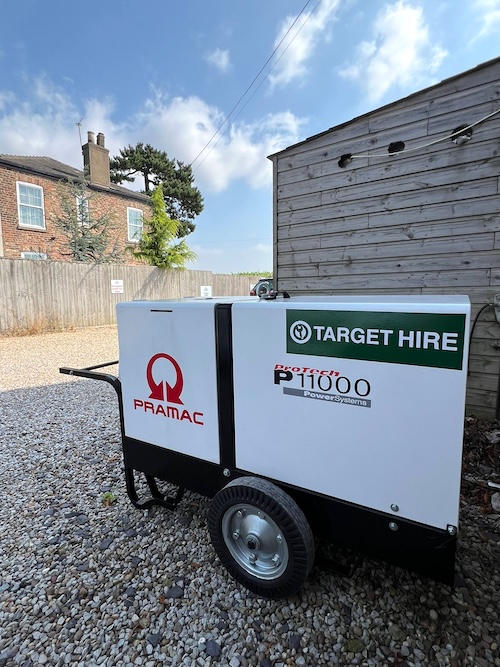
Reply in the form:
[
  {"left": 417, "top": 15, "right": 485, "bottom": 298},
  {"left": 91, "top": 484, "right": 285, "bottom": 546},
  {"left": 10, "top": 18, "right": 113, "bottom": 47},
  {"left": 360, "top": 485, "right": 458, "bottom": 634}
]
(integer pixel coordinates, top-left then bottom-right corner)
[{"left": 208, "top": 476, "right": 315, "bottom": 598}]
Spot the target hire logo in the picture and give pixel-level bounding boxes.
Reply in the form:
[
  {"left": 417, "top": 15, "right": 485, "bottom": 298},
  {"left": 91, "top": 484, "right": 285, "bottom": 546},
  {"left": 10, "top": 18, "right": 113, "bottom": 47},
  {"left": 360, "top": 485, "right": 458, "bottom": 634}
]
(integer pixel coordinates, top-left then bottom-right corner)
[
  {"left": 132, "top": 353, "right": 204, "bottom": 425},
  {"left": 287, "top": 310, "right": 466, "bottom": 370},
  {"left": 289, "top": 320, "right": 313, "bottom": 344}
]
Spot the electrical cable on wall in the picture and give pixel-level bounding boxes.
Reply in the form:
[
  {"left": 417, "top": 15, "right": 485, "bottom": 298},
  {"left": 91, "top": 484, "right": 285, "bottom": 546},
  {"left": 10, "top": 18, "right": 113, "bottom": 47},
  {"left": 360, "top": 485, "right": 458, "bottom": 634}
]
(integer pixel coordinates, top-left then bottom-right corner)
[{"left": 338, "top": 107, "right": 500, "bottom": 167}]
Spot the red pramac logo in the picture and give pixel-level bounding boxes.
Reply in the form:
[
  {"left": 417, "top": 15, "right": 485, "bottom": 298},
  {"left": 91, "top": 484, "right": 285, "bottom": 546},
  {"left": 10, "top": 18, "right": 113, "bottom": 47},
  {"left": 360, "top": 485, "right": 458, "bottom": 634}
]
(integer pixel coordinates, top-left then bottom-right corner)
[
  {"left": 147, "top": 353, "right": 184, "bottom": 405},
  {"left": 133, "top": 353, "right": 204, "bottom": 426}
]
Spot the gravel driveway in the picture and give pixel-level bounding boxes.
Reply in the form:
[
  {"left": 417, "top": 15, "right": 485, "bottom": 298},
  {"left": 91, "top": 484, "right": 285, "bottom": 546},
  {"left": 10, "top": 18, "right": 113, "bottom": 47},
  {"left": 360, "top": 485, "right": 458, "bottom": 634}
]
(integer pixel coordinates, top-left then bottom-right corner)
[{"left": 1, "top": 326, "right": 500, "bottom": 667}]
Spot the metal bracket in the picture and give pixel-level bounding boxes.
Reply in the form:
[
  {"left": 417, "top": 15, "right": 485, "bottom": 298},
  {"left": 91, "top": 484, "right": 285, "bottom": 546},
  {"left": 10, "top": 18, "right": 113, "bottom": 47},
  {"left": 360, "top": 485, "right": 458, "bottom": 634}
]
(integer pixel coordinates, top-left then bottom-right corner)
[
  {"left": 316, "top": 552, "right": 364, "bottom": 578},
  {"left": 125, "top": 467, "right": 185, "bottom": 511},
  {"left": 315, "top": 539, "right": 364, "bottom": 578}
]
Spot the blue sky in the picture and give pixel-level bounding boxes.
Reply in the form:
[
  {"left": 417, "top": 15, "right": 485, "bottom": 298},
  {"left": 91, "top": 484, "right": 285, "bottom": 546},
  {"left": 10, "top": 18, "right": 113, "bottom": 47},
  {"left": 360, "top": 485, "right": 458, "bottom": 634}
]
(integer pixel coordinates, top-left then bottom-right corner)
[{"left": 0, "top": 0, "right": 499, "bottom": 273}]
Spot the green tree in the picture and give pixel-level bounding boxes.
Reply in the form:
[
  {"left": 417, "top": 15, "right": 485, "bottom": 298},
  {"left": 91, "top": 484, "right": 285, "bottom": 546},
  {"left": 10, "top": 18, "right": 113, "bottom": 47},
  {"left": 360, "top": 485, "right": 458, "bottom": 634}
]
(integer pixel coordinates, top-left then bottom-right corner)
[
  {"left": 132, "top": 184, "right": 197, "bottom": 269},
  {"left": 53, "top": 180, "right": 122, "bottom": 263},
  {"left": 110, "top": 143, "right": 203, "bottom": 237}
]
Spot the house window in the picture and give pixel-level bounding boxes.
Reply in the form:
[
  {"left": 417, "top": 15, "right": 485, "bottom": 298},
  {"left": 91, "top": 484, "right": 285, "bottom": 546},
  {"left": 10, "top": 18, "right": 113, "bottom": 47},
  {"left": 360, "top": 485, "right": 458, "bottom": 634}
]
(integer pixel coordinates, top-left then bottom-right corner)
[
  {"left": 21, "top": 251, "right": 47, "bottom": 260},
  {"left": 76, "top": 195, "right": 90, "bottom": 227},
  {"left": 127, "top": 207, "right": 143, "bottom": 242},
  {"left": 17, "top": 182, "right": 45, "bottom": 229}
]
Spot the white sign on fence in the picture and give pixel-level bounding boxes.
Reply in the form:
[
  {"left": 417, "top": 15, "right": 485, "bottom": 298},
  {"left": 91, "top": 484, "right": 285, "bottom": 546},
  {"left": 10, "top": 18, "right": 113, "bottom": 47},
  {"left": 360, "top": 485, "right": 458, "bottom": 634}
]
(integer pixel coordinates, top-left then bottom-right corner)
[
  {"left": 200, "top": 285, "right": 213, "bottom": 298},
  {"left": 111, "top": 280, "right": 124, "bottom": 294}
]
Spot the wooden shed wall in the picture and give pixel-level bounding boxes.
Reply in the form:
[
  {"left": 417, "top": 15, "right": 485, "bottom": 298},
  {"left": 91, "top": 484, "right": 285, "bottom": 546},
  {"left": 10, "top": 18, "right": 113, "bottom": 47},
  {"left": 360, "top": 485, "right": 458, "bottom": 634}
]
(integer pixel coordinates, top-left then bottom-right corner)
[{"left": 271, "top": 60, "right": 500, "bottom": 418}]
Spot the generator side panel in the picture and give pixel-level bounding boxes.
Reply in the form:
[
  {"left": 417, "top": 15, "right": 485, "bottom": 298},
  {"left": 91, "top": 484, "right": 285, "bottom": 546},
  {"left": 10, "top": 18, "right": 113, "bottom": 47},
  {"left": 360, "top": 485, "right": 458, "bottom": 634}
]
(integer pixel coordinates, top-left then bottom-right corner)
[
  {"left": 117, "top": 302, "right": 221, "bottom": 464},
  {"left": 231, "top": 299, "right": 469, "bottom": 531}
]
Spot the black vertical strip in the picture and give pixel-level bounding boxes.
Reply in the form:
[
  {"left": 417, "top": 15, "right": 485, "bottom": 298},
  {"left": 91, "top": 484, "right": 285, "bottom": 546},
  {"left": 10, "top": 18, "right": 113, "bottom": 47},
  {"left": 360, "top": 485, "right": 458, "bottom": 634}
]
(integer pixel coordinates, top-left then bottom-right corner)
[{"left": 215, "top": 304, "right": 236, "bottom": 469}]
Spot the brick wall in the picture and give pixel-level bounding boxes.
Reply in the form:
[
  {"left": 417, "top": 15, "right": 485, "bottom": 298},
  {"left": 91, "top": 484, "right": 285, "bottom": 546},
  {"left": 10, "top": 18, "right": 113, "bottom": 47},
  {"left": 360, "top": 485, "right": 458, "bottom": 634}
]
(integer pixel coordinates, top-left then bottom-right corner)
[{"left": 0, "top": 165, "right": 151, "bottom": 263}]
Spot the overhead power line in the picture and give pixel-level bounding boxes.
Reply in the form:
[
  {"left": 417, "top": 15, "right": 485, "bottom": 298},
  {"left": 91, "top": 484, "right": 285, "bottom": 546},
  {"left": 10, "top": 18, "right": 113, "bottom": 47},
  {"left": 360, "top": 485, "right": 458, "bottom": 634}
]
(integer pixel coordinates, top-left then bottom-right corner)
[
  {"left": 193, "top": 1, "right": 321, "bottom": 173},
  {"left": 189, "top": 0, "right": 319, "bottom": 171}
]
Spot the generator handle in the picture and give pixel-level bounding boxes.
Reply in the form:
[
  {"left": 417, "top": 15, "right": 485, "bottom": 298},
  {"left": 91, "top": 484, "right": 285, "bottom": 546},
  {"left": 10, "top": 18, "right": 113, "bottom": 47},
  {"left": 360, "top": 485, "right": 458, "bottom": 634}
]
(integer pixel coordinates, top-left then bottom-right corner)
[
  {"left": 59, "top": 361, "right": 120, "bottom": 391},
  {"left": 59, "top": 360, "right": 186, "bottom": 511}
]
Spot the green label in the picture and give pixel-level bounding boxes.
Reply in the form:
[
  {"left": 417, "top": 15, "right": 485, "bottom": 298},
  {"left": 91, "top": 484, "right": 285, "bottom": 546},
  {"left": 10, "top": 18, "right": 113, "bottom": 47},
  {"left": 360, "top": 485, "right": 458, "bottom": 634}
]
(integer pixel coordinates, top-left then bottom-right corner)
[{"left": 286, "top": 310, "right": 466, "bottom": 370}]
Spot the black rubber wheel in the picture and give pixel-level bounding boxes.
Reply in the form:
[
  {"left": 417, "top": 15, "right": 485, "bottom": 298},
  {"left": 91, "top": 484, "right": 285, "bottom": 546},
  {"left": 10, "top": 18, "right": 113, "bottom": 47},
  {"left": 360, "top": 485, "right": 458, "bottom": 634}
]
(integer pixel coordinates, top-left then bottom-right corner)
[{"left": 208, "top": 476, "right": 315, "bottom": 598}]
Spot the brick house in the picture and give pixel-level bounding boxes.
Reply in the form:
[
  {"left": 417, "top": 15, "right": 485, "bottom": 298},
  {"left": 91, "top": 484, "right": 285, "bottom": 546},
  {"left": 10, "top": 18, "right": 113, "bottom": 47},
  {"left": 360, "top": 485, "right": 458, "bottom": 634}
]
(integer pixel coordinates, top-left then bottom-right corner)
[{"left": 0, "top": 131, "right": 151, "bottom": 262}]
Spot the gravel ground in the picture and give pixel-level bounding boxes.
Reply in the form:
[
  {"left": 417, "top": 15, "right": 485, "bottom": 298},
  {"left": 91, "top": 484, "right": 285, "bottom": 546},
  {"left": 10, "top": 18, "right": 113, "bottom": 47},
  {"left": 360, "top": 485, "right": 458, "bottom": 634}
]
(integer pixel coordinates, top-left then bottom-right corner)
[{"left": 1, "top": 326, "right": 500, "bottom": 667}]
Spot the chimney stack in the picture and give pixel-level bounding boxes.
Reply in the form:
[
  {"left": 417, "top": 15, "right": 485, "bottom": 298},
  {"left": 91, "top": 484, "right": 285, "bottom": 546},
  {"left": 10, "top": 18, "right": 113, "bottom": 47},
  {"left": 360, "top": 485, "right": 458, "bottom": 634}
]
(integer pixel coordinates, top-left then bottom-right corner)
[{"left": 82, "top": 130, "right": 110, "bottom": 187}]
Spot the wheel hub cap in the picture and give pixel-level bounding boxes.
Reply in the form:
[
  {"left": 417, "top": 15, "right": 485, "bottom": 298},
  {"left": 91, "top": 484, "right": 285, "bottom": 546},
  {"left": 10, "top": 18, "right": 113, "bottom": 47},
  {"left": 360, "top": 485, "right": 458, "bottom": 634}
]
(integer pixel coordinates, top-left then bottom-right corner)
[{"left": 222, "top": 503, "right": 289, "bottom": 580}]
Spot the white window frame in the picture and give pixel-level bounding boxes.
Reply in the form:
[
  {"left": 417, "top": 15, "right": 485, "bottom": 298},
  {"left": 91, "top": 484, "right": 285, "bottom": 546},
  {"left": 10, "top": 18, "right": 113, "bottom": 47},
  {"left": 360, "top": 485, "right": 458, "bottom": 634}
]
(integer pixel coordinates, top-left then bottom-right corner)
[
  {"left": 76, "top": 194, "right": 90, "bottom": 227},
  {"left": 17, "top": 182, "right": 46, "bottom": 230},
  {"left": 127, "top": 207, "right": 143, "bottom": 242},
  {"left": 21, "top": 251, "right": 47, "bottom": 260}
]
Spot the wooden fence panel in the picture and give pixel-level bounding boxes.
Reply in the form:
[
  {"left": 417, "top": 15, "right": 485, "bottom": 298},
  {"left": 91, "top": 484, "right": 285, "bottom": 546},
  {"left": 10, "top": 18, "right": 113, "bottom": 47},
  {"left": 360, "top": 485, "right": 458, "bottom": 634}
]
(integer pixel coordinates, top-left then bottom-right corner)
[{"left": 0, "top": 258, "right": 259, "bottom": 334}]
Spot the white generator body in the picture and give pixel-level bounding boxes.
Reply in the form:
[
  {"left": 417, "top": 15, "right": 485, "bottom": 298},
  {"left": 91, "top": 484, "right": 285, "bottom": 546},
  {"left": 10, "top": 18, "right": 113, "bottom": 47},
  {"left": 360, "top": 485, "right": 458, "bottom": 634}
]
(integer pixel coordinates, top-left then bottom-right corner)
[
  {"left": 106, "top": 294, "right": 470, "bottom": 594},
  {"left": 231, "top": 296, "right": 469, "bottom": 533}
]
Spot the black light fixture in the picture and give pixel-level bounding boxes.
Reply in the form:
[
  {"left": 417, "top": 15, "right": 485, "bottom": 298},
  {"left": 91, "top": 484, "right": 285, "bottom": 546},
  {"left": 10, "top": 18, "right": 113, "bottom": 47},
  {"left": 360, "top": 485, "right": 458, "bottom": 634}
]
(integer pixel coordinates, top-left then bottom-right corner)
[
  {"left": 388, "top": 141, "right": 405, "bottom": 154},
  {"left": 451, "top": 124, "right": 473, "bottom": 145},
  {"left": 338, "top": 153, "right": 353, "bottom": 168}
]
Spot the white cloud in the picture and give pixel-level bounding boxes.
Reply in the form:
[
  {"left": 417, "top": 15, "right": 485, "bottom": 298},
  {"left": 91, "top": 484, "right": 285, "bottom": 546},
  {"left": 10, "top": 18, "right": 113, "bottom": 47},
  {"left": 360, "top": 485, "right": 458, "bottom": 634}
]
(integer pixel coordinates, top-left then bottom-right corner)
[
  {"left": 472, "top": 0, "right": 500, "bottom": 38},
  {"left": 190, "top": 243, "right": 273, "bottom": 273},
  {"left": 0, "top": 76, "right": 130, "bottom": 169},
  {"left": 0, "top": 81, "right": 81, "bottom": 162},
  {"left": 338, "top": 1, "right": 448, "bottom": 103},
  {"left": 0, "top": 91, "right": 15, "bottom": 112},
  {"left": 269, "top": 0, "right": 342, "bottom": 89},
  {"left": 252, "top": 243, "right": 272, "bottom": 254},
  {"left": 191, "top": 245, "right": 224, "bottom": 257},
  {"left": 134, "top": 95, "right": 304, "bottom": 192},
  {"left": 206, "top": 48, "right": 231, "bottom": 73},
  {"left": 0, "top": 77, "right": 304, "bottom": 194}
]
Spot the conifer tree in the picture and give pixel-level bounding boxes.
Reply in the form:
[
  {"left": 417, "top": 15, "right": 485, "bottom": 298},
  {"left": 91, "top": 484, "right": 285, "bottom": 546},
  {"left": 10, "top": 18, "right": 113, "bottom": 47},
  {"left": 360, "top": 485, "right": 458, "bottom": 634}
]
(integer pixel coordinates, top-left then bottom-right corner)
[
  {"left": 132, "top": 184, "right": 197, "bottom": 269},
  {"left": 110, "top": 143, "right": 203, "bottom": 237}
]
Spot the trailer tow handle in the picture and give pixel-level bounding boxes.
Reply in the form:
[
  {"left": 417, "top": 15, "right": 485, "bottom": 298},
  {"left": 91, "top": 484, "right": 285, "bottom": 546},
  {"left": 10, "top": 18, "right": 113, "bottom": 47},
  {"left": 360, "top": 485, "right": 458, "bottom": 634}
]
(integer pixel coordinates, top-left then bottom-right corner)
[{"left": 59, "top": 361, "right": 185, "bottom": 512}]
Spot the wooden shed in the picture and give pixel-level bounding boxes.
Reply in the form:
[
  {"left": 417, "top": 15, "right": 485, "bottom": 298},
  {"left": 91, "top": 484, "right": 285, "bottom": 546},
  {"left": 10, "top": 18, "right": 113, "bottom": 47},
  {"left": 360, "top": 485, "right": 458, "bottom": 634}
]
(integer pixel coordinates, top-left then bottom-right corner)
[{"left": 268, "top": 57, "right": 500, "bottom": 418}]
